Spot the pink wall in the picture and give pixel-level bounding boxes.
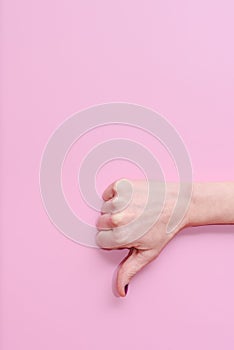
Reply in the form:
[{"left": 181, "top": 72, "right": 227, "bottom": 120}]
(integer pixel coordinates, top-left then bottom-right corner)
[{"left": 1, "top": 1, "right": 234, "bottom": 349}]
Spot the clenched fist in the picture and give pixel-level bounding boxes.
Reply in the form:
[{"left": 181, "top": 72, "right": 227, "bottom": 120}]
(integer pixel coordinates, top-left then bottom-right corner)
[{"left": 96, "top": 178, "right": 190, "bottom": 297}]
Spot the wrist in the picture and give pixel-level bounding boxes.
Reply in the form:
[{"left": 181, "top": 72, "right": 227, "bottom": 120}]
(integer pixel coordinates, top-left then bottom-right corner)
[{"left": 188, "top": 182, "right": 234, "bottom": 227}]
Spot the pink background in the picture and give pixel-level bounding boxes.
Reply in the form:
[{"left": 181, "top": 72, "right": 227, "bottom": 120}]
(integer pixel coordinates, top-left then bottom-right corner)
[{"left": 1, "top": 1, "right": 234, "bottom": 349}]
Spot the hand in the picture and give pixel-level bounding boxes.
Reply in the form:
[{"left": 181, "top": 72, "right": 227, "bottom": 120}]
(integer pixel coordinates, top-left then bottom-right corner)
[{"left": 96, "top": 178, "right": 191, "bottom": 297}]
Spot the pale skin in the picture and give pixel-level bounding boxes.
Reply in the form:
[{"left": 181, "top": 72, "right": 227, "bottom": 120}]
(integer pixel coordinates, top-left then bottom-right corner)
[{"left": 96, "top": 179, "right": 234, "bottom": 297}]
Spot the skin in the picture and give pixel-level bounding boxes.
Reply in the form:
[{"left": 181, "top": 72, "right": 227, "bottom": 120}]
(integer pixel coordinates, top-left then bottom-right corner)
[{"left": 96, "top": 179, "right": 234, "bottom": 297}]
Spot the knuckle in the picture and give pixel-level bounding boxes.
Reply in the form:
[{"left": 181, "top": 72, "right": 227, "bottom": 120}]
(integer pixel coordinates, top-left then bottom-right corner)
[
  {"left": 112, "top": 228, "right": 128, "bottom": 245},
  {"left": 112, "top": 196, "right": 128, "bottom": 213},
  {"left": 111, "top": 197, "right": 119, "bottom": 209},
  {"left": 95, "top": 216, "right": 101, "bottom": 229},
  {"left": 114, "top": 177, "right": 130, "bottom": 190},
  {"left": 95, "top": 232, "right": 104, "bottom": 247},
  {"left": 111, "top": 212, "right": 124, "bottom": 226}
]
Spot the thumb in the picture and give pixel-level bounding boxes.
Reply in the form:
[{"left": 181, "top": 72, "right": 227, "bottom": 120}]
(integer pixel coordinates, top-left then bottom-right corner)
[{"left": 116, "top": 247, "right": 158, "bottom": 297}]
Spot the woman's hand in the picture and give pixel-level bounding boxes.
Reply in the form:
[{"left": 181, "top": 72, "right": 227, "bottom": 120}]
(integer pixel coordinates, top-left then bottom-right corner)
[
  {"left": 96, "top": 179, "right": 234, "bottom": 297},
  {"left": 96, "top": 178, "right": 191, "bottom": 297}
]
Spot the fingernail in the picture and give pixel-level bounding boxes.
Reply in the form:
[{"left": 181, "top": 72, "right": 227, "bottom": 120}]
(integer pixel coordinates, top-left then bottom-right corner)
[{"left": 124, "top": 284, "right": 129, "bottom": 296}]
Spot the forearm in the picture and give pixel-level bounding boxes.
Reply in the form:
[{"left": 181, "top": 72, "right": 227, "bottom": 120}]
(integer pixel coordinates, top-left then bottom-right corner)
[{"left": 188, "top": 182, "right": 234, "bottom": 227}]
